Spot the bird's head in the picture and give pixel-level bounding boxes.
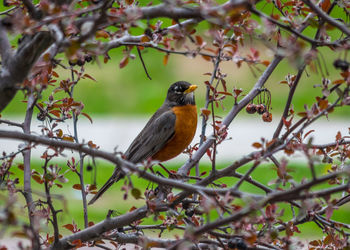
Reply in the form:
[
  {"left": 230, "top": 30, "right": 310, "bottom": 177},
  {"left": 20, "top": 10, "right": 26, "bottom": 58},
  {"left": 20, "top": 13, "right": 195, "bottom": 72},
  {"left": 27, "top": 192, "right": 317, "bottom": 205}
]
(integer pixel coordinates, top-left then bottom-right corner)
[{"left": 166, "top": 81, "right": 197, "bottom": 106}]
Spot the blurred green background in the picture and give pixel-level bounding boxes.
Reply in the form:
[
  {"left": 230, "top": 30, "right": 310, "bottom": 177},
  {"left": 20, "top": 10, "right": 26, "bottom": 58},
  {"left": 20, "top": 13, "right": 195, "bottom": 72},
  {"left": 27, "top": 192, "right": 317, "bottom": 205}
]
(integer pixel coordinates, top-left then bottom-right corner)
[
  {"left": 1, "top": 1, "right": 349, "bottom": 245},
  {"left": 2, "top": 46, "right": 349, "bottom": 118},
  {"left": 2, "top": 22, "right": 350, "bottom": 246},
  {"left": 8, "top": 160, "right": 350, "bottom": 241},
  {"left": 1, "top": 1, "right": 349, "bottom": 118}
]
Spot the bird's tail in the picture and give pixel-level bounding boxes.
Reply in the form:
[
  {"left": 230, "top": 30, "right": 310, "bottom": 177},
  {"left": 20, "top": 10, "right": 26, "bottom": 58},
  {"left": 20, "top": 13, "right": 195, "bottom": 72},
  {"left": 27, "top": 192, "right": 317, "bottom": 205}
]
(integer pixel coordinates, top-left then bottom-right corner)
[{"left": 88, "top": 168, "right": 124, "bottom": 205}]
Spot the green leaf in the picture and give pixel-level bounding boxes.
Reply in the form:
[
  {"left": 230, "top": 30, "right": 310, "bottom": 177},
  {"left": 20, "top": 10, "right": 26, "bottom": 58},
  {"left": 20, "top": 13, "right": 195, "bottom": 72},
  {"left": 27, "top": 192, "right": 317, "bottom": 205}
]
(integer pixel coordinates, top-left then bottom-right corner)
[{"left": 131, "top": 188, "right": 142, "bottom": 200}]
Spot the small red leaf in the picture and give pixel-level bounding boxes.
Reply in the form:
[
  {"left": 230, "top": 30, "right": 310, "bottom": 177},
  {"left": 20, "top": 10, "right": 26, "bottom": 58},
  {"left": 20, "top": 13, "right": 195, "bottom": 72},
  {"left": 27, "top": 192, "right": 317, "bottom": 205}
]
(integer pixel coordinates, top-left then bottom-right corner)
[
  {"left": 202, "top": 55, "right": 211, "bottom": 61},
  {"left": 201, "top": 108, "right": 211, "bottom": 118},
  {"left": 62, "top": 223, "right": 74, "bottom": 232},
  {"left": 321, "top": 0, "right": 331, "bottom": 11},
  {"left": 319, "top": 99, "right": 328, "bottom": 110},
  {"left": 129, "top": 206, "right": 137, "bottom": 212},
  {"left": 119, "top": 56, "right": 129, "bottom": 68},
  {"left": 52, "top": 71, "right": 59, "bottom": 78},
  {"left": 82, "top": 112, "right": 93, "bottom": 124},
  {"left": 73, "top": 184, "right": 82, "bottom": 190},
  {"left": 195, "top": 35, "right": 203, "bottom": 45},
  {"left": 304, "top": 129, "right": 315, "bottom": 139},
  {"left": 332, "top": 79, "right": 345, "bottom": 85},
  {"left": 163, "top": 54, "right": 169, "bottom": 66},
  {"left": 49, "top": 110, "right": 61, "bottom": 118},
  {"left": 82, "top": 74, "right": 96, "bottom": 82},
  {"left": 32, "top": 175, "right": 43, "bottom": 184},
  {"left": 62, "top": 136, "right": 74, "bottom": 142},
  {"left": 141, "top": 35, "right": 150, "bottom": 43},
  {"left": 95, "top": 30, "right": 109, "bottom": 39},
  {"left": 252, "top": 142, "right": 262, "bottom": 148},
  {"left": 261, "top": 60, "right": 270, "bottom": 66}
]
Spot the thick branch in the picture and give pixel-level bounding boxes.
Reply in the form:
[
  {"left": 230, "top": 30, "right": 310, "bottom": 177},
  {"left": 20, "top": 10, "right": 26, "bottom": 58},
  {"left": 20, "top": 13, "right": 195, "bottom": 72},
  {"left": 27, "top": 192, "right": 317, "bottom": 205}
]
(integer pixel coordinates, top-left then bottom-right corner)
[
  {"left": 52, "top": 206, "right": 152, "bottom": 249},
  {"left": 0, "top": 130, "right": 258, "bottom": 199},
  {"left": 21, "top": 0, "right": 42, "bottom": 20},
  {"left": 138, "top": 0, "right": 248, "bottom": 20},
  {"left": 0, "top": 31, "right": 53, "bottom": 112},
  {"left": 0, "top": 22, "right": 12, "bottom": 66}
]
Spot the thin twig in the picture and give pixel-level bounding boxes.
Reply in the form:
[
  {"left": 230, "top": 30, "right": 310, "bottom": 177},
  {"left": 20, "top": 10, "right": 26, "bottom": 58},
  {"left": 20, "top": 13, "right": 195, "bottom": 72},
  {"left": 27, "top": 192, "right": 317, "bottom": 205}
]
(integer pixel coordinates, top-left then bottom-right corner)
[
  {"left": 250, "top": 7, "right": 340, "bottom": 46},
  {"left": 302, "top": 0, "right": 350, "bottom": 36},
  {"left": 43, "top": 158, "right": 60, "bottom": 245},
  {"left": 21, "top": 93, "right": 41, "bottom": 249},
  {"left": 136, "top": 46, "right": 152, "bottom": 80},
  {"left": 233, "top": 160, "right": 261, "bottom": 191},
  {"left": 0, "top": 6, "right": 17, "bottom": 15},
  {"left": 0, "top": 119, "right": 23, "bottom": 128},
  {"left": 69, "top": 67, "right": 89, "bottom": 229},
  {"left": 273, "top": 64, "right": 306, "bottom": 139}
]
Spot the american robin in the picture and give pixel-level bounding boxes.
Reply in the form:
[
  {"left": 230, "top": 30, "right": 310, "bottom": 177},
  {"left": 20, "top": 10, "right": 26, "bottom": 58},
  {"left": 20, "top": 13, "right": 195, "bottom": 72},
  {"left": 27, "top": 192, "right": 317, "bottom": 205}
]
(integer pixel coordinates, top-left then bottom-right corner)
[{"left": 88, "top": 81, "right": 197, "bottom": 205}]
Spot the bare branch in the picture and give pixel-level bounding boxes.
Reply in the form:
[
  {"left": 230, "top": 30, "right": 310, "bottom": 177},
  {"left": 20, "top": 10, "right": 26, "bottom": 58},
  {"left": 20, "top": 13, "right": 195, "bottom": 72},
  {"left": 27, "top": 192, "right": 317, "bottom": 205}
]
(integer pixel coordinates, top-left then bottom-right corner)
[
  {"left": 192, "top": 170, "right": 349, "bottom": 237},
  {"left": 302, "top": 0, "right": 350, "bottom": 36},
  {"left": 21, "top": 0, "right": 42, "bottom": 20},
  {"left": 0, "top": 31, "right": 53, "bottom": 112},
  {"left": 0, "top": 129, "right": 257, "bottom": 199},
  {"left": 273, "top": 64, "right": 306, "bottom": 139},
  {"left": 52, "top": 205, "right": 157, "bottom": 249},
  {"left": 250, "top": 7, "right": 342, "bottom": 47},
  {"left": 178, "top": 55, "right": 284, "bottom": 175},
  {"left": 0, "top": 119, "right": 23, "bottom": 128},
  {"left": 21, "top": 93, "right": 40, "bottom": 249}
]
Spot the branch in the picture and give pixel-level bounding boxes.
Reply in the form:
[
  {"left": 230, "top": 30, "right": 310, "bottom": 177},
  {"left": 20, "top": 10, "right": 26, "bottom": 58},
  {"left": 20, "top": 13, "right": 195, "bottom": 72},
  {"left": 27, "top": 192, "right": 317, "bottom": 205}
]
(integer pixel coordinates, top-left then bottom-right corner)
[
  {"left": 69, "top": 68, "right": 89, "bottom": 229},
  {"left": 308, "top": 140, "right": 350, "bottom": 149},
  {"left": 1, "top": 129, "right": 346, "bottom": 246},
  {"left": 138, "top": 0, "right": 248, "bottom": 20},
  {"left": 302, "top": 0, "right": 350, "bottom": 36},
  {"left": 250, "top": 7, "right": 341, "bottom": 47},
  {"left": 192, "top": 170, "right": 349, "bottom": 237},
  {"left": 52, "top": 205, "right": 167, "bottom": 249},
  {"left": 21, "top": 93, "right": 40, "bottom": 249},
  {"left": 0, "top": 7, "right": 17, "bottom": 16},
  {"left": 43, "top": 158, "right": 60, "bottom": 246},
  {"left": 0, "top": 130, "right": 259, "bottom": 199},
  {"left": 137, "top": 47, "right": 152, "bottom": 80},
  {"left": 0, "top": 118, "right": 23, "bottom": 128},
  {"left": 177, "top": 55, "right": 284, "bottom": 175},
  {"left": 0, "top": 31, "right": 53, "bottom": 112},
  {"left": 273, "top": 64, "right": 306, "bottom": 139},
  {"left": 21, "top": 0, "right": 42, "bottom": 20},
  {"left": 104, "top": 18, "right": 200, "bottom": 52},
  {"left": 0, "top": 22, "right": 12, "bottom": 67},
  {"left": 138, "top": 3, "right": 202, "bottom": 20}
]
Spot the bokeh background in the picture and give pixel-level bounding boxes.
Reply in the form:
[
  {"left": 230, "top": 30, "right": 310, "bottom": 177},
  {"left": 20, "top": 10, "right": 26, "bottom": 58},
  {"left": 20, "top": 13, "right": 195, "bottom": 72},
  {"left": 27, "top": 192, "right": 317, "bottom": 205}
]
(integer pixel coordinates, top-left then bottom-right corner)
[{"left": 1, "top": 1, "right": 349, "bottom": 244}]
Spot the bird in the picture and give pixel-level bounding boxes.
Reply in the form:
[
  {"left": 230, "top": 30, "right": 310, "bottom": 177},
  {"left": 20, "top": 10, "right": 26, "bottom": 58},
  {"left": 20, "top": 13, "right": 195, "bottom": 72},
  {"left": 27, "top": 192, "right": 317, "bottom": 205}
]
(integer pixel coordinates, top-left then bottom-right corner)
[{"left": 88, "top": 81, "right": 198, "bottom": 205}]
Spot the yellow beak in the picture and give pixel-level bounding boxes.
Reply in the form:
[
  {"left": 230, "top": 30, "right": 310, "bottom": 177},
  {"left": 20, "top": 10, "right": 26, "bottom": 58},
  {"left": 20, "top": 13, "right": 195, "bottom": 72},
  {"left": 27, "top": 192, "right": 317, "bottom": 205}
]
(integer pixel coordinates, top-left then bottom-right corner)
[{"left": 184, "top": 85, "right": 198, "bottom": 94}]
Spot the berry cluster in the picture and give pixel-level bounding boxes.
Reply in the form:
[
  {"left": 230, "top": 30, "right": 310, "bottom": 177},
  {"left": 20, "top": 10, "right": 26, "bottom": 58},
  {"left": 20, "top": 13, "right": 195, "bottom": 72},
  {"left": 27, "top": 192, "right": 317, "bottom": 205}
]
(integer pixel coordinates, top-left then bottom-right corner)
[
  {"left": 69, "top": 54, "right": 93, "bottom": 67},
  {"left": 246, "top": 89, "right": 272, "bottom": 122}
]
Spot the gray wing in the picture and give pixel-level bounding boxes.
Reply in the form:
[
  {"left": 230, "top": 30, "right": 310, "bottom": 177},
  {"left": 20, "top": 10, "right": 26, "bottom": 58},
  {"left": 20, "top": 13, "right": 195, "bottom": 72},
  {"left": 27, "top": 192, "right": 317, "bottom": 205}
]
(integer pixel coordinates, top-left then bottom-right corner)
[{"left": 124, "top": 109, "right": 176, "bottom": 163}]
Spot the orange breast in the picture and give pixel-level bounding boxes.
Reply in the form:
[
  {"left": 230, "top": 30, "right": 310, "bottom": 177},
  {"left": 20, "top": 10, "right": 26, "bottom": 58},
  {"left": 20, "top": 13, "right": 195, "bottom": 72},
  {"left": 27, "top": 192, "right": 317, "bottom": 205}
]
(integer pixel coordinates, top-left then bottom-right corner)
[{"left": 152, "top": 104, "right": 197, "bottom": 162}]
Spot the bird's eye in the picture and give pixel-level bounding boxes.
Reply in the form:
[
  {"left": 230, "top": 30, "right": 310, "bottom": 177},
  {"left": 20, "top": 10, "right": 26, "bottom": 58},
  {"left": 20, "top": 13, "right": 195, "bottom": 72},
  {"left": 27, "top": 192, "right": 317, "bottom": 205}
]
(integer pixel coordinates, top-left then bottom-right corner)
[{"left": 173, "top": 85, "right": 184, "bottom": 94}]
